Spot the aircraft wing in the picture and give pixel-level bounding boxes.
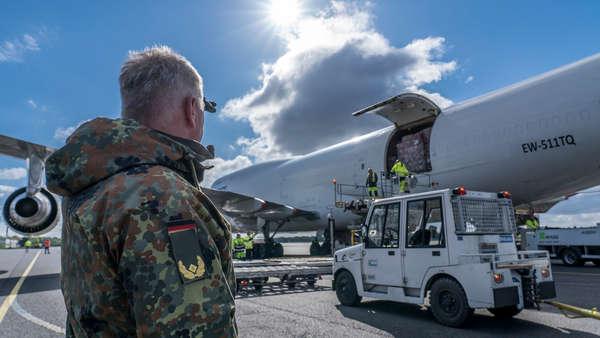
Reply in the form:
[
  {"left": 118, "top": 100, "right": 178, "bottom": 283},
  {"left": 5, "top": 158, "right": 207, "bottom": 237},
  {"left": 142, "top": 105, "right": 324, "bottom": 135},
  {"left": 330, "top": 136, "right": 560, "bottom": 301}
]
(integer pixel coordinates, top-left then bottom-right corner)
[
  {"left": 203, "top": 188, "right": 320, "bottom": 226},
  {"left": 515, "top": 196, "right": 567, "bottom": 214},
  {"left": 0, "top": 134, "right": 55, "bottom": 159}
]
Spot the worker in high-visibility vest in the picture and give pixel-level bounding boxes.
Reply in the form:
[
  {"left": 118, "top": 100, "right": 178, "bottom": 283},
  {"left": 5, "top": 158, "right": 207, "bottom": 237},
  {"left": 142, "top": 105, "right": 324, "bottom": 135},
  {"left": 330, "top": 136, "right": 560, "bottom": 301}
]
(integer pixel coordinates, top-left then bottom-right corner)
[
  {"left": 233, "top": 234, "right": 246, "bottom": 260},
  {"left": 243, "top": 232, "right": 255, "bottom": 260},
  {"left": 524, "top": 210, "right": 540, "bottom": 230},
  {"left": 390, "top": 159, "right": 410, "bottom": 193},
  {"left": 24, "top": 239, "right": 32, "bottom": 253},
  {"left": 365, "top": 168, "right": 378, "bottom": 198}
]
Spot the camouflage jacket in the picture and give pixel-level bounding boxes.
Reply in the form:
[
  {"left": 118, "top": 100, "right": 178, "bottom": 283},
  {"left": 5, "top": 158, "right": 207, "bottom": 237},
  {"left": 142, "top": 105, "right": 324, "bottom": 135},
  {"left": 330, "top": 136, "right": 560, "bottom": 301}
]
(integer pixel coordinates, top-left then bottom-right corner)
[{"left": 46, "top": 118, "right": 236, "bottom": 337}]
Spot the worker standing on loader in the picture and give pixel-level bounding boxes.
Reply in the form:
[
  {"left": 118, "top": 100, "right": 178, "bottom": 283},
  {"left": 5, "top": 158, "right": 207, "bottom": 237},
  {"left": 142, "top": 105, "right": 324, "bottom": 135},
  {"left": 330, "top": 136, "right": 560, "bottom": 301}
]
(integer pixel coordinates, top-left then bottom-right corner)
[
  {"left": 233, "top": 234, "right": 246, "bottom": 260},
  {"left": 243, "top": 232, "right": 255, "bottom": 260},
  {"left": 391, "top": 159, "right": 410, "bottom": 193},
  {"left": 365, "top": 168, "right": 378, "bottom": 198}
]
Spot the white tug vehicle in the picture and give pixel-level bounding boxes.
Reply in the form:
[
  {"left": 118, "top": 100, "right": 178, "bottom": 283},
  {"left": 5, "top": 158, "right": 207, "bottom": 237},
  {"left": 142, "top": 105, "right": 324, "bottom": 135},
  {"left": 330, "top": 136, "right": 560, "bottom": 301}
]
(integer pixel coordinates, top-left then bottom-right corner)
[{"left": 332, "top": 187, "right": 556, "bottom": 327}]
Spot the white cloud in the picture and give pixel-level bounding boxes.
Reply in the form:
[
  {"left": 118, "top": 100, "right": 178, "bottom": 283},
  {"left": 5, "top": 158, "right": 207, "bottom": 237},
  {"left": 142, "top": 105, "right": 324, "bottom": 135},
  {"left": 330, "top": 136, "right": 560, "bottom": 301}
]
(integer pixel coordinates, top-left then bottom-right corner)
[
  {"left": 0, "top": 33, "right": 41, "bottom": 63},
  {"left": 0, "top": 167, "right": 27, "bottom": 180},
  {"left": 0, "top": 185, "right": 17, "bottom": 199},
  {"left": 201, "top": 155, "right": 253, "bottom": 187},
  {"left": 26, "top": 99, "right": 48, "bottom": 111},
  {"left": 465, "top": 75, "right": 474, "bottom": 84},
  {"left": 27, "top": 99, "right": 38, "bottom": 109},
  {"left": 54, "top": 120, "right": 89, "bottom": 141},
  {"left": 222, "top": 1, "right": 456, "bottom": 162}
]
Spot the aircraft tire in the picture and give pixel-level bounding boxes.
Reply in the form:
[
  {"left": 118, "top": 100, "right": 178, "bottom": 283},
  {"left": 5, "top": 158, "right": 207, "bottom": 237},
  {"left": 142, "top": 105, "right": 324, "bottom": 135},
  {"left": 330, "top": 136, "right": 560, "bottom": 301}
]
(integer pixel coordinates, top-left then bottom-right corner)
[
  {"left": 430, "top": 278, "right": 473, "bottom": 327},
  {"left": 273, "top": 242, "right": 284, "bottom": 257},
  {"left": 335, "top": 270, "right": 361, "bottom": 306}
]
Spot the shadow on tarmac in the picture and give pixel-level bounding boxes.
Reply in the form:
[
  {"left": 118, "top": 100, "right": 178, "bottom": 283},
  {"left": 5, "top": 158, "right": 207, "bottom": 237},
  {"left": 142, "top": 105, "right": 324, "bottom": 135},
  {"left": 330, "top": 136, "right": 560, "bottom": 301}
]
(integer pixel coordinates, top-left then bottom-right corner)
[
  {"left": 0, "top": 273, "right": 60, "bottom": 296},
  {"left": 337, "top": 300, "right": 598, "bottom": 337},
  {"left": 236, "top": 284, "right": 332, "bottom": 299}
]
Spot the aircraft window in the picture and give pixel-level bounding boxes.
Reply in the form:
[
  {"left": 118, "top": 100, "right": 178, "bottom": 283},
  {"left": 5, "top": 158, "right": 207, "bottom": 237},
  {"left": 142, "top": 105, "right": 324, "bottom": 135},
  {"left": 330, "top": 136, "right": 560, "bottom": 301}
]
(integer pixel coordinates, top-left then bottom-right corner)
[
  {"left": 366, "top": 203, "right": 400, "bottom": 248},
  {"left": 406, "top": 197, "right": 445, "bottom": 248}
]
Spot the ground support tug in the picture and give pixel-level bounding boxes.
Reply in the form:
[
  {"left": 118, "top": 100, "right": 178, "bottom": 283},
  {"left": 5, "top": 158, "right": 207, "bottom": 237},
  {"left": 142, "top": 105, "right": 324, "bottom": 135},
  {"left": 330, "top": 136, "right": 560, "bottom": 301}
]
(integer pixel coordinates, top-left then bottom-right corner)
[{"left": 332, "top": 187, "right": 557, "bottom": 327}]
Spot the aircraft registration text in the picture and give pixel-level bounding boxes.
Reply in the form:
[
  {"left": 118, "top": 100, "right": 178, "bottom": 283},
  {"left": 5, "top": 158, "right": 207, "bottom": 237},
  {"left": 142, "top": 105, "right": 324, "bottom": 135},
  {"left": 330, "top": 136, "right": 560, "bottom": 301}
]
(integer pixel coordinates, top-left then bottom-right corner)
[{"left": 521, "top": 135, "right": 576, "bottom": 153}]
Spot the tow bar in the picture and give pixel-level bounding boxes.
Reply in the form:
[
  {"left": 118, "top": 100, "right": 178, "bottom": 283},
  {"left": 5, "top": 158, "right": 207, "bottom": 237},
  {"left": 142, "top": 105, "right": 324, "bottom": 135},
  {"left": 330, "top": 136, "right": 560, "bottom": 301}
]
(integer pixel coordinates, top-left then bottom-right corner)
[{"left": 542, "top": 300, "right": 600, "bottom": 320}]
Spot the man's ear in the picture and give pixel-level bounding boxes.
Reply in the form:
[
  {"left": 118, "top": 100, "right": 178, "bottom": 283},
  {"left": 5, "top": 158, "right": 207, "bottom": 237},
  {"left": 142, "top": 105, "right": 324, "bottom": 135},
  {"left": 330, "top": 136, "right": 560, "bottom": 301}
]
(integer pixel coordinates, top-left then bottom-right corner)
[{"left": 183, "top": 96, "right": 196, "bottom": 128}]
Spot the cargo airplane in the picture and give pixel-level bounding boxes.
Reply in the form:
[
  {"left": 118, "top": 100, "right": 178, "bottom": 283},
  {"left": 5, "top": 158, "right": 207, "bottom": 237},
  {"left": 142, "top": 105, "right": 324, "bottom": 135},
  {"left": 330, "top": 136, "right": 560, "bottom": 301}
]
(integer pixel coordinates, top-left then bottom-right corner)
[
  {"left": 207, "top": 53, "right": 600, "bottom": 244},
  {"left": 1, "top": 53, "right": 600, "bottom": 242}
]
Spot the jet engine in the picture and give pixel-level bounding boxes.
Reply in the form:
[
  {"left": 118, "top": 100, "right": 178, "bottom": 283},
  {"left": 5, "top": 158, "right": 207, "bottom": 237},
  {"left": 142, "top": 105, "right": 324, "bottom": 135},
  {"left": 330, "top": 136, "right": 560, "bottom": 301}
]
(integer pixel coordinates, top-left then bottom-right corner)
[{"left": 2, "top": 187, "right": 60, "bottom": 236}]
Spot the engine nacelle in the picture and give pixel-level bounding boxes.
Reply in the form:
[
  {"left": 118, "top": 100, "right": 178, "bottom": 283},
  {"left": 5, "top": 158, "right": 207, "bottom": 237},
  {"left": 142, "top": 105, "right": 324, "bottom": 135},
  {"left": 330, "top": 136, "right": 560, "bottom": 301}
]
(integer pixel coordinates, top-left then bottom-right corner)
[{"left": 2, "top": 187, "right": 60, "bottom": 236}]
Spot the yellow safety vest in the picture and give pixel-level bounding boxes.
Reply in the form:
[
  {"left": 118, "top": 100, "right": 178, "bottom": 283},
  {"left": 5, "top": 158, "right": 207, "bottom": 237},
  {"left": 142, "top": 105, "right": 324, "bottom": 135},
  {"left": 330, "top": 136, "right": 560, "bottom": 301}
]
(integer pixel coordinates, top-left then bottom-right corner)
[
  {"left": 243, "top": 236, "right": 254, "bottom": 249},
  {"left": 525, "top": 219, "right": 539, "bottom": 229},
  {"left": 391, "top": 162, "right": 409, "bottom": 177}
]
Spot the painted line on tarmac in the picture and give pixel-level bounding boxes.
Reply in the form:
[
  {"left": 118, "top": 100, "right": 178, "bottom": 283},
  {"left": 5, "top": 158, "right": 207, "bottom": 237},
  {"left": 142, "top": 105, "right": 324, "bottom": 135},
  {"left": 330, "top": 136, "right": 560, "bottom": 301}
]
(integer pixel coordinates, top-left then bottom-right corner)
[
  {"left": 12, "top": 298, "right": 65, "bottom": 334},
  {"left": 0, "top": 251, "right": 41, "bottom": 323}
]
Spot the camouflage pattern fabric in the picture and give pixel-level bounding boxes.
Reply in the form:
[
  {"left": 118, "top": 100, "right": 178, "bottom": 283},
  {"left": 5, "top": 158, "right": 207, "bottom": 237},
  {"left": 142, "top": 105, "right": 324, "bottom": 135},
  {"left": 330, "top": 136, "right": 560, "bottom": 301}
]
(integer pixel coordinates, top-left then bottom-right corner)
[{"left": 46, "top": 118, "right": 237, "bottom": 337}]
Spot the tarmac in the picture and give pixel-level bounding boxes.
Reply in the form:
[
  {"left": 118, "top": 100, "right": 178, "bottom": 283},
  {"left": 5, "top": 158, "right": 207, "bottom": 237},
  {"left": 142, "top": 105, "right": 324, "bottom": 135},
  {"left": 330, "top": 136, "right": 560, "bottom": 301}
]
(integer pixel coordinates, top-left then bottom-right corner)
[{"left": 0, "top": 248, "right": 599, "bottom": 337}]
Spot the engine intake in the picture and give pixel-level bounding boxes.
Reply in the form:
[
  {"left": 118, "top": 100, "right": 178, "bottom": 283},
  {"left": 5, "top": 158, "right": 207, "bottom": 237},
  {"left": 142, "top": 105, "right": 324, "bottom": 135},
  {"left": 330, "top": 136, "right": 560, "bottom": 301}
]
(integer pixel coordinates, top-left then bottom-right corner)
[{"left": 2, "top": 187, "right": 59, "bottom": 235}]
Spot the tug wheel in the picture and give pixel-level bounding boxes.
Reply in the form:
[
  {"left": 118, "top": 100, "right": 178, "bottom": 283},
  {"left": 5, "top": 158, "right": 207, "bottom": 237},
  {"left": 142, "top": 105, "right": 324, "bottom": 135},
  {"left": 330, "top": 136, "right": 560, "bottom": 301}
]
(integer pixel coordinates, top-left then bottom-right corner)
[
  {"left": 430, "top": 278, "right": 473, "bottom": 327},
  {"left": 488, "top": 305, "right": 522, "bottom": 318},
  {"left": 335, "top": 270, "right": 362, "bottom": 306}
]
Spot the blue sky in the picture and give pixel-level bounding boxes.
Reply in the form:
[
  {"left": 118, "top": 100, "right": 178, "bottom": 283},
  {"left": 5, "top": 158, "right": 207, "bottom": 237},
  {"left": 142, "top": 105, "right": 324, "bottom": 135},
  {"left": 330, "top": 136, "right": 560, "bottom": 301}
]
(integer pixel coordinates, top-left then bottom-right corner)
[{"left": 2, "top": 0, "right": 600, "bottom": 236}]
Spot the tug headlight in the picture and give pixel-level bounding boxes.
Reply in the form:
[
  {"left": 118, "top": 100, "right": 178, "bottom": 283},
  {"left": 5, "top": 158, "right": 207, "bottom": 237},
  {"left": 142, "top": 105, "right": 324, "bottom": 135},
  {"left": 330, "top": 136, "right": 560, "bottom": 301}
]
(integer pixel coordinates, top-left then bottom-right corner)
[
  {"left": 493, "top": 273, "right": 504, "bottom": 284},
  {"left": 541, "top": 268, "right": 550, "bottom": 278}
]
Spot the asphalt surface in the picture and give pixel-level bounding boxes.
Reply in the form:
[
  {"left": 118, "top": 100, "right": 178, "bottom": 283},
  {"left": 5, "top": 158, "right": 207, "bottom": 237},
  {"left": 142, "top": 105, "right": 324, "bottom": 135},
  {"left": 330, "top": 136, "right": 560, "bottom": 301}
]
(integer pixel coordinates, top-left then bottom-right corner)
[{"left": 0, "top": 248, "right": 599, "bottom": 337}]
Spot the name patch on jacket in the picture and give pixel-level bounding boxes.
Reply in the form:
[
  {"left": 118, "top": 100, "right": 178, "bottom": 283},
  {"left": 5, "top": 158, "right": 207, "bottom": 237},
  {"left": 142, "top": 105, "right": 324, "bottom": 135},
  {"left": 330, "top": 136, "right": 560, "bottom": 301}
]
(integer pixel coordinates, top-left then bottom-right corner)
[{"left": 167, "top": 221, "right": 207, "bottom": 284}]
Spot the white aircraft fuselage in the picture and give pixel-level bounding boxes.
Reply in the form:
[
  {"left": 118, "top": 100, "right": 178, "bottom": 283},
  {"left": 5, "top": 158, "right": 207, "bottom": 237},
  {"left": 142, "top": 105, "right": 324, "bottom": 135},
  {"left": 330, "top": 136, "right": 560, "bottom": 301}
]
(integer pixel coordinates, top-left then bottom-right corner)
[{"left": 212, "top": 54, "right": 600, "bottom": 231}]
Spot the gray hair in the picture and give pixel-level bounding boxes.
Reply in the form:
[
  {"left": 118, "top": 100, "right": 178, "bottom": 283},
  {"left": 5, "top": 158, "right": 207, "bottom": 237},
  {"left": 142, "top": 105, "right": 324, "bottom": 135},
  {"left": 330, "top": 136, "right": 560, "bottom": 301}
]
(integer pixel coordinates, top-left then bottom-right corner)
[{"left": 119, "top": 45, "right": 203, "bottom": 122}]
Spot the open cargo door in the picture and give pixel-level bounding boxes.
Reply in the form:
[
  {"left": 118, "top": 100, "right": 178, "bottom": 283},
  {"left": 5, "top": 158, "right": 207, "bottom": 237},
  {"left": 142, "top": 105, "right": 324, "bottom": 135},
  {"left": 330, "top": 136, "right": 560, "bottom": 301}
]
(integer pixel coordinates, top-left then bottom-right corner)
[{"left": 352, "top": 93, "right": 441, "bottom": 128}]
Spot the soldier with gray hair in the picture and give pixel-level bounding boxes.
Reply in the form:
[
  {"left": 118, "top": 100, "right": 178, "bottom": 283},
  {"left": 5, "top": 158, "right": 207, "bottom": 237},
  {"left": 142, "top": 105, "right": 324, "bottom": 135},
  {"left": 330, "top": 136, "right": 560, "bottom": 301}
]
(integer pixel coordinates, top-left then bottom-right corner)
[{"left": 46, "top": 46, "right": 236, "bottom": 337}]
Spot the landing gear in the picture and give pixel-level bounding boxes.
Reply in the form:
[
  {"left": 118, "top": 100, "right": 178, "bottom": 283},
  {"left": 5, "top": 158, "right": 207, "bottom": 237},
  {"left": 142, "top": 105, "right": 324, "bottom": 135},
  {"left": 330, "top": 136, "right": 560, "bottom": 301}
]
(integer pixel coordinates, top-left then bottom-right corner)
[
  {"left": 255, "top": 220, "right": 285, "bottom": 258},
  {"left": 309, "top": 228, "right": 332, "bottom": 256}
]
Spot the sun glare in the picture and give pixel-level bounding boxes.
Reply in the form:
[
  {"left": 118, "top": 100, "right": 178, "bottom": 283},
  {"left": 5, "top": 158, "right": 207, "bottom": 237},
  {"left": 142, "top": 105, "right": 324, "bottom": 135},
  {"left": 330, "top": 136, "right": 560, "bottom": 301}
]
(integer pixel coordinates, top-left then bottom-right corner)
[{"left": 268, "top": 0, "right": 302, "bottom": 27}]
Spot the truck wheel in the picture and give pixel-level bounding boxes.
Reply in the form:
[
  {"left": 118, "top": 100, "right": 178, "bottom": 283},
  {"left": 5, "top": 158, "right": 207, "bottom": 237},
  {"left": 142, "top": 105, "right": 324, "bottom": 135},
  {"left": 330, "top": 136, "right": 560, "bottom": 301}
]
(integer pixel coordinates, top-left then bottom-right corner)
[
  {"left": 561, "top": 248, "right": 583, "bottom": 266},
  {"left": 488, "top": 305, "right": 522, "bottom": 318},
  {"left": 335, "top": 270, "right": 362, "bottom": 306},
  {"left": 430, "top": 278, "right": 473, "bottom": 327}
]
